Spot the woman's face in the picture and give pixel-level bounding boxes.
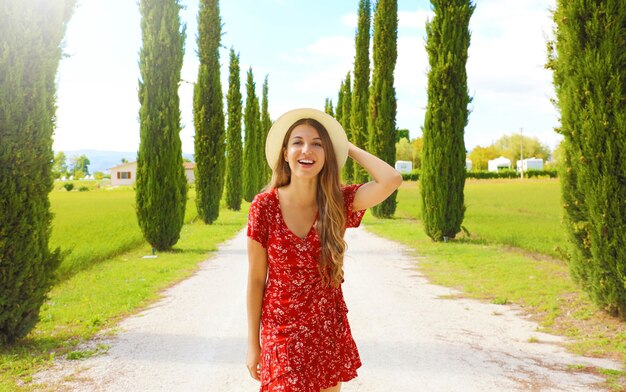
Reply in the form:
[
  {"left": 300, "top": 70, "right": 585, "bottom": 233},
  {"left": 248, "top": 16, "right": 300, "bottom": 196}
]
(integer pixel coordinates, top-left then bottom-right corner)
[{"left": 283, "top": 123, "right": 326, "bottom": 179}]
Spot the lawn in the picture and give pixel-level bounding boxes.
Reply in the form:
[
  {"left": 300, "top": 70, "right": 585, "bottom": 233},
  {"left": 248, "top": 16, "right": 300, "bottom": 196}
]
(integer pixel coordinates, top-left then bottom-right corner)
[
  {"left": 364, "top": 179, "right": 625, "bottom": 389},
  {"left": 1, "top": 186, "right": 249, "bottom": 391}
]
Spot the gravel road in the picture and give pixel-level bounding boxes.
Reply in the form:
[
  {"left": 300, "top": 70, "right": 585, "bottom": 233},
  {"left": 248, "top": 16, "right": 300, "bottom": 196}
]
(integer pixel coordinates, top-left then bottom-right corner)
[{"left": 36, "top": 227, "right": 621, "bottom": 391}]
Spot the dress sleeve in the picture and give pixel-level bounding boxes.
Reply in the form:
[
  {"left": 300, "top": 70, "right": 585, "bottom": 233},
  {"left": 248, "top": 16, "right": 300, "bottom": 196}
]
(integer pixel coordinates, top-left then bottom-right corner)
[
  {"left": 247, "top": 194, "right": 269, "bottom": 248},
  {"left": 343, "top": 183, "right": 366, "bottom": 228}
]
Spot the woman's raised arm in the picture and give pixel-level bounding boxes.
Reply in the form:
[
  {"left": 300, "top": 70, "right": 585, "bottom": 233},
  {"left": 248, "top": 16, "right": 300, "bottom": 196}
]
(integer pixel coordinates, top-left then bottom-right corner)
[{"left": 348, "top": 142, "right": 403, "bottom": 211}]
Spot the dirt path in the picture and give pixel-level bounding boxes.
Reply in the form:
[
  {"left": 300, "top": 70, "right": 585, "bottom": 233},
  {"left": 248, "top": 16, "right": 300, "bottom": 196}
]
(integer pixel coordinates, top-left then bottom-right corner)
[{"left": 36, "top": 228, "right": 621, "bottom": 391}]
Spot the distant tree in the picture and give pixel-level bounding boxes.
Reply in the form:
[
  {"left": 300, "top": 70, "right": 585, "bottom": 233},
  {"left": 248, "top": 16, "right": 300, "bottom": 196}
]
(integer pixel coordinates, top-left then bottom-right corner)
[
  {"left": 53, "top": 151, "right": 68, "bottom": 178},
  {"left": 121, "top": 158, "right": 128, "bottom": 163},
  {"left": 93, "top": 171, "right": 105, "bottom": 180},
  {"left": 194, "top": 0, "right": 226, "bottom": 224},
  {"left": 70, "top": 154, "right": 90, "bottom": 177},
  {"left": 136, "top": 0, "right": 187, "bottom": 250},
  {"left": 396, "top": 129, "right": 409, "bottom": 142},
  {"left": 225, "top": 48, "right": 243, "bottom": 211},
  {"left": 395, "top": 138, "right": 412, "bottom": 162},
  {"left": 338, "top": 72, "right": 354, "bottom": 183},
  {"left": 260, "top": 75, "right": 272, "bottom": 183},
  {"left": 368, "top": 0, "right": 398, "bottom": 218},
  {"left": 492, "top": 133, "right": 551, "bottom": 164},
  {"left": 0, "top": 0, "right": 76, "bottom": 344},
  {"left": 421, "top": 0, "right": 474, "bottom": 241},
  {"left": 549, "top": 0, "right": 626, "bottom": 317},
  {"left": 324, "top": 98, "right": 334, "bottom": 116},
  {"left": 351, "top": 0, "right": 372, "bottom": 184},
  {"left": 242, "top": 68, "right": 262, "bottom": 202},
  {"left": 411, "top": 137, "right": 424, "bottom": 170},
  {"left": 468, "top": 145, "right": 499, "bottom": 171}
]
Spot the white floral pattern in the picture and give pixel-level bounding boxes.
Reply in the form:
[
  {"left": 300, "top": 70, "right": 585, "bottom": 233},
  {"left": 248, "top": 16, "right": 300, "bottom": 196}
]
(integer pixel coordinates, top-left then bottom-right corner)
[{"left": 247, "top": 184, "right": 366, "bottom": 392}]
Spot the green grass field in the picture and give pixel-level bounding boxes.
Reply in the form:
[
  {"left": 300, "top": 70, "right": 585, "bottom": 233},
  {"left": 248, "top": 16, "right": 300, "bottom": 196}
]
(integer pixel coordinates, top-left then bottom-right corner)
[
  {"left": 1, "top": 186, "right": 248, "bottom": 391},
  {"left": 364, "top": 179, "right": 625, "bottom": 389},
  {"left": 50, "top": 186, "right": 199, "bottom": 279},
  {"left": 2, "top": 179, "right": 624, "bottom": 390}
]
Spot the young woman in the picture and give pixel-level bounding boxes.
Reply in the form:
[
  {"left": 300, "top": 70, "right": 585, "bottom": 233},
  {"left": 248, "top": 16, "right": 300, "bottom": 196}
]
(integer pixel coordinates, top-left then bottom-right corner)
[{"left": 246, "top": 108, "right": 402, "bottom": 392}]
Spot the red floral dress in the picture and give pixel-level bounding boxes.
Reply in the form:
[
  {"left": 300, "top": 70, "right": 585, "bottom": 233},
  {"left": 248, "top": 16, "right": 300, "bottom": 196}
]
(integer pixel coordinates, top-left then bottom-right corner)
[{"left": 247, "top": 183, "right": 366, "bottom": 392}]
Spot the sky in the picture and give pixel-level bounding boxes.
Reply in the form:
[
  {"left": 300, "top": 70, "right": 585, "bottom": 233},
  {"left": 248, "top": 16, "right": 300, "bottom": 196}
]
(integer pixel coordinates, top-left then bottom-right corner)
[{"left": 54, "top": 0, "right": 560, "bottom": 155}]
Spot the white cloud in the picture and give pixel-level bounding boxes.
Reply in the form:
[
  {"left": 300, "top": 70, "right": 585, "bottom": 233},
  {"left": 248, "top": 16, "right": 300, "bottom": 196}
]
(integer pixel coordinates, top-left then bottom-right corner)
[
  {"left": 341, "top": 12, "right": 357, "bottom": 28},
  {"left": 398, "top": 9, "right": 432, "bottom": 30}
]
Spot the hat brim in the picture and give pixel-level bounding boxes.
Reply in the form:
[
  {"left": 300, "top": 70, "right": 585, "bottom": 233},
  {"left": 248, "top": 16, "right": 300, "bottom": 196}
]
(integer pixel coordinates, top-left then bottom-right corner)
[{"left": 265, "top": 108, "right": 349, "bottom": 171}]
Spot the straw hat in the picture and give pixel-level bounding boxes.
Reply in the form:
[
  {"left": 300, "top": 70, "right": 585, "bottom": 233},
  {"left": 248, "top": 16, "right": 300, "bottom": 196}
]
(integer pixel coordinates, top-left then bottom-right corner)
[{"left": 265, "top": 108, "right": 349, "bottom": 170}]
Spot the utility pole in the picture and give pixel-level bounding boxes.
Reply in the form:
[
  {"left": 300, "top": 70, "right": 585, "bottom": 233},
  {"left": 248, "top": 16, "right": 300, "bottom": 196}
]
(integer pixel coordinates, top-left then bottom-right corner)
[{"left": 519, "top": 128, "right": 524, "bottom": 180}]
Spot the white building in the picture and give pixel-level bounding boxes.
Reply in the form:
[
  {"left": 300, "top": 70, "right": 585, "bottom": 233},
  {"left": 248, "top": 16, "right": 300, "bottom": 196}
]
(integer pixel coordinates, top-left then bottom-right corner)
[
  {"left": 488, "top": 156, "right": 512, "bottom": 172},
  {"left": 394, "top": 160, "right": 413, "bottom": 174},
  {"left": 516, "top": 157, "right": 544, "bottom": 172},
  {"left": 466, "top": 159, "right": 472, "bottom": 171},
  {"left": 109, "top": 161, "right": 196, "bottom": 186}
]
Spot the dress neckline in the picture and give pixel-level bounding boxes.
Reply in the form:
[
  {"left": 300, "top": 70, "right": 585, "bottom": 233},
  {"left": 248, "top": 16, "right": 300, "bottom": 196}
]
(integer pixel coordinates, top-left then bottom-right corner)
[{"left": 274, "top": 187, "right": 318, "bottom": 242}]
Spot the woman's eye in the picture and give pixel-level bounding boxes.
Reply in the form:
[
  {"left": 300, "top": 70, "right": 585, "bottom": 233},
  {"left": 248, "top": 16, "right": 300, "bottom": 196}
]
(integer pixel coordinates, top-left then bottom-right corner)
[{"left": 314, "top": 143, "right": 322, "bottom": 147}]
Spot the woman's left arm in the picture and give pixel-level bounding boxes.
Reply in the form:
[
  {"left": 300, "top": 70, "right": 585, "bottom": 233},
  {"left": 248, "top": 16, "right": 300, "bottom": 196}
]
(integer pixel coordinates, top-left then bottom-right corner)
[{"left": 348, "top": 142, "right": 403, "bottom": 211}]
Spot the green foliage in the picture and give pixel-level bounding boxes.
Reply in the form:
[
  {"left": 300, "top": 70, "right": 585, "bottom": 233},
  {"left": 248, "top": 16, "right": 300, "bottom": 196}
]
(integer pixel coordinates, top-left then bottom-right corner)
[
  {"left": 350, "top": 0, "right": 371, "bottom": 184},
  {"left": 261, "top": 75, "right": 272, "bottom": 184},
  {"left": 396, "top": 129, "right": 409, "bottom": 142},
  {"left": 78, "top": 186, "right": 89, "bottom": 192},
  {"left": 395, "top": 138, "right": 412, "bottom": 161},
  {"left": 194, "top": 0, "right": 226, "bottom": 224},
  {"left": 242, "top": 68, "right": 262, "bottom": 202},
  {"left": 550, "top": 0, "right": 626, "bottom": 317},
  {"left": 369, "top": 0, "right": 398, "bottom": 218},
  {"left": 338, "top": 72, "right": 354, "bottom": 183},
  {"left": 0, "top": 0, "right": 75, "bottom": 344},
  {"left": 465, "top": 170, "right": 557, "bottom": 179},
  {"left": 468, "top": 145, "right": 499, "bottom": 171},
  {"left": 136, "top": 0, "right": 187, "bottom": 250},
  {"left": 421, "top": 0, "right": 474, "bottom": 240},
  {"left": 53, "top": 151, "right": 68, "bottom": 178},
  {"left": 324, "top": 98, "right": 334, "bottom": 116},
  {"left": 70, "top": 154, "right": 90, "bottom": 176},
  {"left": 225, "top": 49, "right": 243, "bottom": 211},
  {"left": 411, "top": 137, "right": 424, "bottom": 170},
  {"left": 63, "top": 183, "right": 74, "bottom": 191},
  {"left": 492, "top": 133, "right": 551, "bottom": 164}
]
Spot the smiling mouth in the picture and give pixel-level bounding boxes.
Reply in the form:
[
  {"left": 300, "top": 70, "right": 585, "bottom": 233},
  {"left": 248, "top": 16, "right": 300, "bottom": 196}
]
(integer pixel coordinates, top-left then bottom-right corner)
[{"left": 298, "top": 159, "right": 315, "bottom": 166}]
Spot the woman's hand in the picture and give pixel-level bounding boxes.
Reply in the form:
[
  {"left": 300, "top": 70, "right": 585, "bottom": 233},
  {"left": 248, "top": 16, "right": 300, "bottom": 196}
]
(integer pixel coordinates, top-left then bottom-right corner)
[{"left": 246, "top": 343, "right": 261, "bottom": 381}]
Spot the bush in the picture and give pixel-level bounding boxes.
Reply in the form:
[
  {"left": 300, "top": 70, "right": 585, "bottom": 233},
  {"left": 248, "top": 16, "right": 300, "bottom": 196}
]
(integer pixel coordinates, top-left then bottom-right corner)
[
  {"left": 402, "top": 169, "right": 420, "bottom": 181},
  {"left": 465, "top": 170, "right": 557, "bottom": 180},
  {"left": 78, "top": 186, "right": 89, "bottom": 192},
  {"left": 63, "top": 183, "right": 74, "bottom": 191}
]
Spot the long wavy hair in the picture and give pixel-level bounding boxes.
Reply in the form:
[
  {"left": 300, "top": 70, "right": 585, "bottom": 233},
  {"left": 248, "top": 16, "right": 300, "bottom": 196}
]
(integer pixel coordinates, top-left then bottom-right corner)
[{"left": 265, "top": 118, "right": 346, "bottom": 288}]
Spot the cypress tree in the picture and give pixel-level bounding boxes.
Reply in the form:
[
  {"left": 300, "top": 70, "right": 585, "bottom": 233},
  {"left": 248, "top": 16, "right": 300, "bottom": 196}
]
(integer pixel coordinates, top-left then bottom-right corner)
[
  {"left": 0, "top": 0, "right": 75, "bottom": 343},
  {"left": 225, "top": 48, "right": 243, "bottom": 211},
  {"left": 136, "top": 0, "right": 187, "bottom": 250},
  {"left": 369, "top": 0, "right": 398, "bottom": 218},
  {"left": 549, "top": 0, "right": 626, "bottom": 316},
  {"left": 261, "top": 75, "right": 272, "bottom": 184},
  {"left": 339, "top": 73, "right": 354, "bottom": 183},
  {"left": 351, "top": 0, "right": 372, "bottom": 184},
  {"left": 324, "top": 98, "right": 335, "bottom": 116},
  {"left": 243, "top": 68, "right": 262, "bottom": 202},
  {"left": 193, "top": 0, "right": 226, "bottom": 224},
  {"left": 421, "top": 0, "right": 473, "bottom": 241}
]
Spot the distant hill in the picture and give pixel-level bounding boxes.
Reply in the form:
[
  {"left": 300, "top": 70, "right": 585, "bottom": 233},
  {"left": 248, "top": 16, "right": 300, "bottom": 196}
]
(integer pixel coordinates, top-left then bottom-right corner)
[{"left": 59, "top": 150, "right": 195, "bottom": 174}]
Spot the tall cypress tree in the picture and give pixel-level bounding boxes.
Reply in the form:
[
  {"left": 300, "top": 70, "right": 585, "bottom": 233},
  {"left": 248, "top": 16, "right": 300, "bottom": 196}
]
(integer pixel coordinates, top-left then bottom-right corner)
[
  {"left": 243, "top": 68, "right": 261, "bottom": 202},
  {"left": 225, "top": 48, "right": 243, "bottom": 211},
  {"left": 324, "top": 98, "right": 335, "bottom": 116},
  {"left": 261, "top": 75, "right": 272, "bottom": 184},
  {"left": 351, "top": 0, "right": 372, "bottom": 184},
  {"left": 339, "top": 72, "right": 354, "bottom": 183},
  {"left": 549, "top": 0, "right": 626, "bottom": 316},
  {"left": 0, "top": 0, "right": 75, "bottom": 343},
  {"left": 369, "top": 0, "right": 398, "bottom": 218},
  {"left": 136, "top": 0, "right": 187, "bottom": 250},
  {"left": 420, "top": 0, "right": 474, "bottom": 241},
  {"left": 194, "top": 0, "right": 225, "bottom": 224}
]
